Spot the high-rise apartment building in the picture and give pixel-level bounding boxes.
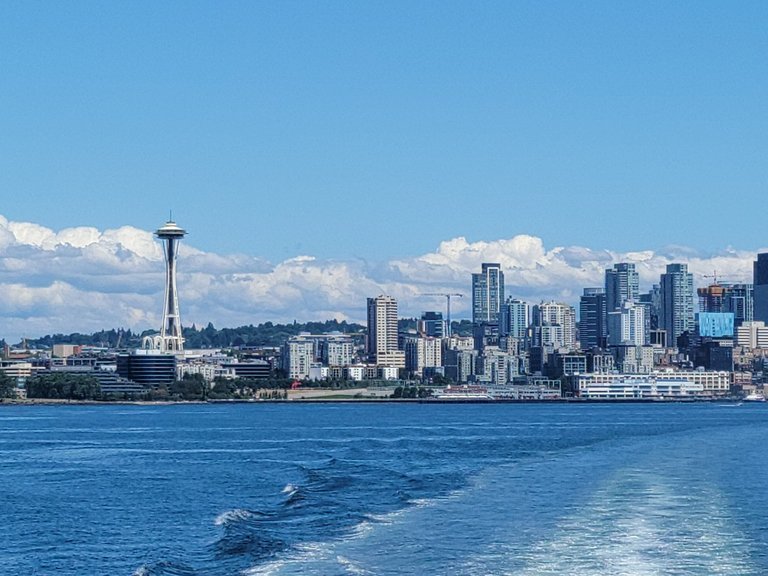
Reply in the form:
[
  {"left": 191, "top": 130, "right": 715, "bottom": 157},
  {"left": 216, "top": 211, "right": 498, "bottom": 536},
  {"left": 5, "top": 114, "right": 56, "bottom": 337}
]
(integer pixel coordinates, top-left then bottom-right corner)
[
  {"left": 320, "top": 337, "right": 355, "bottom": 367},
  {"left": 532, "top": 301, "right": 577, "bottom": 350},
  {"left": 281, "top": 337, "right": 315, "bottom": 380},
  {"left": 579, "top": 288, "right": 606, "bottom": 349},
  {"left": 660, "top": 263, "right": 695, "bottom": 347},
  {"left": 605, "top": 263, "right": 640, "bottom": 312},
  {"left": 607, "top": 300, "right": 647, "bottom": 346},
  {"left": 753, "top": 253, "right": 768, "bottom": 323},
  {"left": 500, "top": 298, "right": 529, "bottom": 339},
  {"left": 367, "top": 295, "right": 404, "bottom": 367},
  {"left": 472, "top": 263, "right": 505, "bottom": 325},
  {"left": 404, "top": 336, "right": 442, "bottom": 377}
]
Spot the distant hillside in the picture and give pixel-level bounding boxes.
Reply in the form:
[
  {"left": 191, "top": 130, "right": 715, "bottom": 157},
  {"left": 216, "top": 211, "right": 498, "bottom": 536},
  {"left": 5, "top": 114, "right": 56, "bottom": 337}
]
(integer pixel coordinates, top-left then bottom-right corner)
[
  {"left": 20, "top": 320, "right": 366, "bottom": 350},
  {"left": 19, "top": 317, "right": 472, "bottom": 350}
]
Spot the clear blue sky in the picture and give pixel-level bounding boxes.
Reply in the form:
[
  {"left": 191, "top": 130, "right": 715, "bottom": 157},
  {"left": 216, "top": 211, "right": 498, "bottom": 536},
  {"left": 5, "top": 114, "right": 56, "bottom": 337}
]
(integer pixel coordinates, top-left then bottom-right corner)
[{"left": 1, "top": 1, "right": 766, "bottom": 261}]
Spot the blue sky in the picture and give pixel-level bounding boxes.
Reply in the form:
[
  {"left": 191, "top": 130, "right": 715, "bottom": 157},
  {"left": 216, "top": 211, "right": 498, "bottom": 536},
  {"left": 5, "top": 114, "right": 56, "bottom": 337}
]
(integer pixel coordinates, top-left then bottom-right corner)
[
  {"left": 0, "top": 2, "right": 767, "bottom": 340},
  {"left": 2, "top": 1, "right": 767, "bottom": 263}
]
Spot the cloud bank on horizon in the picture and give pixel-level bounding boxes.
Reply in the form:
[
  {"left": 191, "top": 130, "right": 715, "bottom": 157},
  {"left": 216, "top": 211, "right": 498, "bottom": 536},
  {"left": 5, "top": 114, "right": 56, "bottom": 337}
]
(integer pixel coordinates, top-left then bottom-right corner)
[{"left": 0, "top": 214, "right": 758, "bottom": 343}]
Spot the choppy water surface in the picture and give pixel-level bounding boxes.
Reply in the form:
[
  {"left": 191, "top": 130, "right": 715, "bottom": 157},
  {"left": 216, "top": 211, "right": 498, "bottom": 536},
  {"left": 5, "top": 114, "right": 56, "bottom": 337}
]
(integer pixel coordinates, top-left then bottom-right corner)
[{"left": 0, "top": 402, "right": 766, "bottom": 575}]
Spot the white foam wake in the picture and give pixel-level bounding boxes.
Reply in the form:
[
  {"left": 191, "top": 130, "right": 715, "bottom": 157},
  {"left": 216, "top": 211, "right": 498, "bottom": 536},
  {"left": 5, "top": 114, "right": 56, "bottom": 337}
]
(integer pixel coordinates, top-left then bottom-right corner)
[{"left": 214, "top": 508, "right": 257, "bottom": 526}]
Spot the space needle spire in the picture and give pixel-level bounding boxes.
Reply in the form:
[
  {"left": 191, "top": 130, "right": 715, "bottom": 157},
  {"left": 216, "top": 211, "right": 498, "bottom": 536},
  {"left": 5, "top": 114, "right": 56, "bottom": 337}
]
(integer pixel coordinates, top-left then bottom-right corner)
[{"left": 155, "top": 218, "right": 187, "bottom": 353}]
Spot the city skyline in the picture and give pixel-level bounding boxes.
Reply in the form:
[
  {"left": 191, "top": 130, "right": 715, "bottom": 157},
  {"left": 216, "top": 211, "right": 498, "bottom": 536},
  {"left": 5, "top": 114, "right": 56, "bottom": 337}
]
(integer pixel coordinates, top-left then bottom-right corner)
[{"left": 0, "top": 212, "right": 763, "bottom": 343}]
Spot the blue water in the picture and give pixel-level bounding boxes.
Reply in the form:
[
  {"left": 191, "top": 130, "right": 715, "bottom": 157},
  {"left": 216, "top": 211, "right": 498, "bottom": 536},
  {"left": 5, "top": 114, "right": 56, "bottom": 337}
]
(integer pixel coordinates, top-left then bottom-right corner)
[{"left": 1, "top": 402, "right": 767, "bottom": 576}]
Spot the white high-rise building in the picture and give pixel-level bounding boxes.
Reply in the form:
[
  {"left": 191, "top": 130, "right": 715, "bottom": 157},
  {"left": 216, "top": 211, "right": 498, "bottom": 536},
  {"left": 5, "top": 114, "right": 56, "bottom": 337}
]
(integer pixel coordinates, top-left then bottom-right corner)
[
  {"left": 532, "top": 301, "right": 577, "bottom": 350},
  {"left": 367, "top": 295, "right": 405, "bottom": 368},
  {"left": 322, "top": 338, "right": 355, "bottom": 367},
  {"left": 607, "top": 301, "right": 647, "bottom": 346},
  {"left": 281, "top": 338, "right": 315, "bottom": 380}
]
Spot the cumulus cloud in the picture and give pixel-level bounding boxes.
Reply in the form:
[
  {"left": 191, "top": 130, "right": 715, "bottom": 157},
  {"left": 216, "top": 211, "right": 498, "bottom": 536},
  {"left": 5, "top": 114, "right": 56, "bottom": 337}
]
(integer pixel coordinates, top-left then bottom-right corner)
[{"left": 0, "top": 215, "right": 758, "bottom": 343}]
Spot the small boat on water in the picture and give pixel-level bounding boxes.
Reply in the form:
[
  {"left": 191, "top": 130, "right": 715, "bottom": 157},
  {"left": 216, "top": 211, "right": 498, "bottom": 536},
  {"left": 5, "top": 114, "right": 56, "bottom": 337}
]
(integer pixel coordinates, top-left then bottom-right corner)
[{"left": 743, "top": 392, "right": 766, "bottom": 402}]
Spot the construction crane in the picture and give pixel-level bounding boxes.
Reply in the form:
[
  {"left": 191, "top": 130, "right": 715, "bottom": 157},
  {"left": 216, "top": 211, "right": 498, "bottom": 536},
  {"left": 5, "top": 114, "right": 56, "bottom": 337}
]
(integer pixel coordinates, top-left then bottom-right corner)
[
  {"left": 420, "top": 293, "right": 464, "bottom": 337},
  {"left": 701, "top": 270, "right": 746, "bottom": 285}
]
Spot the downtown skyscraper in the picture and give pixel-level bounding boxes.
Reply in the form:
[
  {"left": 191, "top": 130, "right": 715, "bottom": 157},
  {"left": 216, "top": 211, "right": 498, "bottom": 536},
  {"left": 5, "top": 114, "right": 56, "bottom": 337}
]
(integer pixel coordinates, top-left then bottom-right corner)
[
  {"left": 605, "top": 263, "right": 640, "bottom": 312},
  {"left": 579, "top": 287, "right": 606, "bottom": 349},
  {"left": 753, "top": 253, "right": 768, "bottom": 323},
  {"left": 660, "top": 263, "right": 695, "bottom": 346},
  {"left": 500, "top": 298, "right": 529, "bottom": 340},
  {"left": 472, "top": 263, "right": 505, "bottom": 325}
]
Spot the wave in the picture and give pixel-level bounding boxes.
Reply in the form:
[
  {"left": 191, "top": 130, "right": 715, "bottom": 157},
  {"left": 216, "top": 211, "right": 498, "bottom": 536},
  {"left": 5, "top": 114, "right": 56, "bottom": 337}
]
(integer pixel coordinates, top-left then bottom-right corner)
[
  {"left": 131, "top": 561, "right": 198, "bottom": 576},
  {"left": 214, "top": 508, "right": 261, "bottom": 527}
]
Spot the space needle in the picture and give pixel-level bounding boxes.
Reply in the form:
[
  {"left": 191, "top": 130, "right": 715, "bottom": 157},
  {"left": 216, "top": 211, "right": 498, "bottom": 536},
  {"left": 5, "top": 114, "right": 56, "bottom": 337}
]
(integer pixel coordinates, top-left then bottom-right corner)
[{"left": 155, "top": 218, "right": 186, "bottom": 353}]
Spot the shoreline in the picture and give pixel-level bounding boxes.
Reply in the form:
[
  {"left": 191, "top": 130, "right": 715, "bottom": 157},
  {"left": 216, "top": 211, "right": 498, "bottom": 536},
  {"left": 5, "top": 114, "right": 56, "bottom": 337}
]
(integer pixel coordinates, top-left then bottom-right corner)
[{"left": 0, "top": 397, "right": 749, "bottom": 406}]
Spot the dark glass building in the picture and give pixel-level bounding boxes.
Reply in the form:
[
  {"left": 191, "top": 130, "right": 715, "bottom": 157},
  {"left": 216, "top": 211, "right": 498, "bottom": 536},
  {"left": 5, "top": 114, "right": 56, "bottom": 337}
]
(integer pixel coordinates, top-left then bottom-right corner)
[
  {"left": 579, "top": 287, "right": 606, "bottom": 350},
  {"left": 753, "top": 253, "right": 768, "bottom": 323},
  {"left": 419, "top": 311, "right": 445, "bottom": 338},
  {"left": 116, "top": 351, "right": 176, "bottom": 386}
]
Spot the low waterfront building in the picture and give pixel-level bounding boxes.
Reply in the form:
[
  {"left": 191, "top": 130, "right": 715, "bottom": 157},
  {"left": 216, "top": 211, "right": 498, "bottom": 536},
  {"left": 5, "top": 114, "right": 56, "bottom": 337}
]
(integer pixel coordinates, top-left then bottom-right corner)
[
  {"left": 308, "top": 364, "right": 329, "bottom": 381},
  {"left": 178, "top": 362, "right": 236, "bottom": 382},
  {"left": 378, "top": 366, "right": 399, "bottom": 380},
  {"left": 345, "top": 365, "right": 367, "bottom": 381},
  {"left": 222, "top": 360, "right": 271, "bottom": 380},
  {"left": 577, "top": 369, "right": 731, "bottom": 399},
  {"left": 116, "top": 350, "right": 176, "bottom": 387},
  {"left": 0, "top": 361, "right": 35, "bottom": 384},
  {"left": 488, "top": 381, "right": 561, "bottom": 400},
  {"left": 46, "top": 366, "right": 149, "bottom": 396}
]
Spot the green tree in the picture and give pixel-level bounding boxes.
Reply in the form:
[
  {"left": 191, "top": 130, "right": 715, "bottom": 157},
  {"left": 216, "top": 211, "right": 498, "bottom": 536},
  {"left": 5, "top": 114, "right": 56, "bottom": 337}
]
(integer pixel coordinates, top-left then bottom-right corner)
[
  {"left": 0, "top": 372, "right": 16, "bottom": 399},
  {"left": 26, "top": 373, "right": 101, "bottom": 400},
  {"left": 169, "top": 373, "right": 206, "bottom": 400}
]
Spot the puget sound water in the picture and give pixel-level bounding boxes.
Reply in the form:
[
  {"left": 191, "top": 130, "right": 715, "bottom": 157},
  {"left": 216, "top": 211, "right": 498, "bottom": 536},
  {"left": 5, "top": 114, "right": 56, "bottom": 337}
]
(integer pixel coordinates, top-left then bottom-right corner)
[{"left": 1, "top": 402, "right": 767, "bottom": 576}]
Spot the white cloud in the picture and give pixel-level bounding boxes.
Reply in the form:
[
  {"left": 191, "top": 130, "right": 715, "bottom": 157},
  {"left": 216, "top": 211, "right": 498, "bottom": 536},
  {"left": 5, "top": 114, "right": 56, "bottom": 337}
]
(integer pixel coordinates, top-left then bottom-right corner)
[{"left": 0, "top": 215, "right": 758, "bottom": 343}]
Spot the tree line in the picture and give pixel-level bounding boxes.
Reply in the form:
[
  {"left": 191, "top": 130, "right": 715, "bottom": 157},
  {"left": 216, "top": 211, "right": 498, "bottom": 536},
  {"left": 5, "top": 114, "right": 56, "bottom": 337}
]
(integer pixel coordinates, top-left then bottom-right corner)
[
  {"left": 17, "top": 318, "right": 474, "bottom": 351},
  {"left": 19, "top": 320, "right": 367, "bottom": 349}
]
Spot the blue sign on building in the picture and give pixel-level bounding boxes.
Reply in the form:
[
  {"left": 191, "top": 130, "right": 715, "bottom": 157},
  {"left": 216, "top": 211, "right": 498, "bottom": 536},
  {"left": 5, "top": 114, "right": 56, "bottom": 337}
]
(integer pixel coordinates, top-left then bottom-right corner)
[{"left": 698, "top": 312, "right": 735, "bottom": 337}]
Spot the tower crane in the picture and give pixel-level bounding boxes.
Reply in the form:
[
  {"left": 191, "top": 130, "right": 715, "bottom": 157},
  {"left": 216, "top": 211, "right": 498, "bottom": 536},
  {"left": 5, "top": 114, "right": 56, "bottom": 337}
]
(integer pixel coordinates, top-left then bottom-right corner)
[
  {"left": 701, "top": 271, "right": 746, "bottom": 285},
  {"left": 420, "top": 293, "right": 464, "bottom": 337}
]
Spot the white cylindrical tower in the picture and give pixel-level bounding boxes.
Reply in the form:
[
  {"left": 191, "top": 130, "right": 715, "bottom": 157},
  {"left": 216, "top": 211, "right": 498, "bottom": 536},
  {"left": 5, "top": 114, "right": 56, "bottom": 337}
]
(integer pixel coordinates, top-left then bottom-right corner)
[{"left": 155, "top": 219, "right": 187, "bottom": 353}]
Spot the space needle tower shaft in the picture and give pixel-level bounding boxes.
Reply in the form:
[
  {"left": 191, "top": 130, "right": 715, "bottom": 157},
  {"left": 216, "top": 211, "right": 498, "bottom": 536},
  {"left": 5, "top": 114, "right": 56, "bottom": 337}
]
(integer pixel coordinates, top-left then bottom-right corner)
[{"left": 155, "top": 219, "right": 187, "bottom": 353}]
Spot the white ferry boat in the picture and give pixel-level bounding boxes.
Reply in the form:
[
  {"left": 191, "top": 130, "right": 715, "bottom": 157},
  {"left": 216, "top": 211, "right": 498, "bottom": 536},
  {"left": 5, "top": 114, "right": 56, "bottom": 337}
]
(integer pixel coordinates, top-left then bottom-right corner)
[{"left": 743, "top": 392, "right": 766, "bottom": 402}]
